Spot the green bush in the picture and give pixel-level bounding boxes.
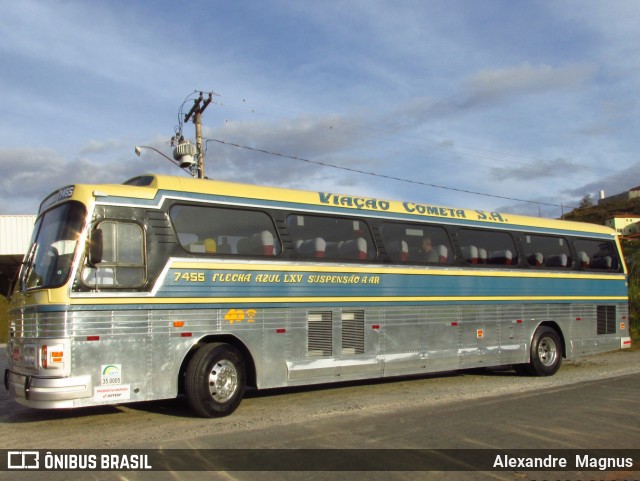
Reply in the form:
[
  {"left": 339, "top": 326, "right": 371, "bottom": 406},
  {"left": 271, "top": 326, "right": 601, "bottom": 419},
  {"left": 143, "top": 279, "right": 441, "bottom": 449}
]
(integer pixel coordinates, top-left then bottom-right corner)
[{"left": 620, "top": 239, "right": 640, "bottom": 345}]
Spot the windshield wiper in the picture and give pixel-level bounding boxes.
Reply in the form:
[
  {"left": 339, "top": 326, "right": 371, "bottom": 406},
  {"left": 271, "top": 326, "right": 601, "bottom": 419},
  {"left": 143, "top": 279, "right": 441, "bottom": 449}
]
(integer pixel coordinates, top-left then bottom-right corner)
[{"left": 19, "top": 243, "right": 37, "bottom": 293}]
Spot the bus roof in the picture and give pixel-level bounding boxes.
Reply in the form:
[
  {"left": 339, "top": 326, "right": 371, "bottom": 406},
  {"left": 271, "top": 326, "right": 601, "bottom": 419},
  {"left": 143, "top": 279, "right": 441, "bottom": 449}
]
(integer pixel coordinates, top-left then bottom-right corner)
[{"left": 49, "top": 173, "right": 617, "bottom": 237}]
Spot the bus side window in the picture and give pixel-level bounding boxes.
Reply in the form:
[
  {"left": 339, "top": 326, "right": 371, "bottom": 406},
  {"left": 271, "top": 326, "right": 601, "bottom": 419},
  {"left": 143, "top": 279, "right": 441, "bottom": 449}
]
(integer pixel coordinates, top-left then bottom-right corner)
[
  {"left": 456, "top": 229, "right": 518, "bottom": 267},
  {"left": 82, "top": 221, "right": 146, "bottom": 288},
  {"left": 574, "top": 239, "right": 619, "bottom": 271},
  {"left": 380, "top": 223, "right": 452, "bottom": 265},
  {"left": 522, "top": 234, "right": 571, "bottom": 269},
  {"left": 170, "top": 204, "right": 280, "bottom": 257},
  {"left": 288, "top": 215, "right": 375, "bottom": 261}
]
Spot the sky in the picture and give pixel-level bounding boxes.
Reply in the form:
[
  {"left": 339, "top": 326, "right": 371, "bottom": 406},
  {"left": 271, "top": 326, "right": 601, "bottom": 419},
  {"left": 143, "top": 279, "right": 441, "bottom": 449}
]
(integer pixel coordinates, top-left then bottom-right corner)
[{"left": 1, "top": 0, "right": 639, "bottom": 218}]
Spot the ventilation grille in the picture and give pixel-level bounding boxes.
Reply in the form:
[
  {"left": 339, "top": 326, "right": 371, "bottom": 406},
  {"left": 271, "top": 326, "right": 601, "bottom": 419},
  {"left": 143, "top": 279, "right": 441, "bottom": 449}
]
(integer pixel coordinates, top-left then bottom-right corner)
[
  {"left": 308, "top": 311, "right": 332, "bottom": 357},
  {"left": 342, "top": 311, "right": 365, "bottom": 355},
  {"left": 597, "top": 305, "right": 616, "bottom": 335}
]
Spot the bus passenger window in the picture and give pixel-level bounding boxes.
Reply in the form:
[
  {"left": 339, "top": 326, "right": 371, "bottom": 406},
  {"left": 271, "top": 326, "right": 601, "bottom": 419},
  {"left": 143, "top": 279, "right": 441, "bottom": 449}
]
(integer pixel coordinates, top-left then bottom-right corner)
[
  {"left": 380, "top": 223, "right": 452, "bottom": 264},
  {"left": 573, "top": 239, "right": 619, "bottom": 271},
  {"left": 457, "top": 229, "right": 518, "bottom": 267},
  {"left": 287, "top": 215, "right": 375, "bottom": 261},
  {"left": 523, "top": 234, "right": 571, "bottom": 269},
  {"left": 170, "top": 205, "right": 280, "bottom": 257}
]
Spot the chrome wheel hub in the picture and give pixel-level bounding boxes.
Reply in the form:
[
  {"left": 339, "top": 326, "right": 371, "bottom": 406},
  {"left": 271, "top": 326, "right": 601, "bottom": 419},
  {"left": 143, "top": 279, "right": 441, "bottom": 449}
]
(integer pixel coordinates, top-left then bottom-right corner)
[{"left": 208, "top": 360, "right": 238, "bottom": 403}]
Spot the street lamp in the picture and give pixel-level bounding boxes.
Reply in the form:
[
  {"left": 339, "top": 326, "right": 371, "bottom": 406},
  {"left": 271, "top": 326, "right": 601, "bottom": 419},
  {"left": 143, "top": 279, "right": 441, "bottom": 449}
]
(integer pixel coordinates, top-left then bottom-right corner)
[{"left": 134, "top": 145, "right": 195, "bottom": 177}]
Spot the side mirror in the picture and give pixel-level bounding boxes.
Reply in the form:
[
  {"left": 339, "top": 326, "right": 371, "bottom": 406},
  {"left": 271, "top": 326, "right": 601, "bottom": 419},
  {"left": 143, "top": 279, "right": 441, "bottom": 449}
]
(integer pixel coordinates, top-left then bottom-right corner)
[{"left": 88, "top": 229, "right": 103, "bottom": 266}]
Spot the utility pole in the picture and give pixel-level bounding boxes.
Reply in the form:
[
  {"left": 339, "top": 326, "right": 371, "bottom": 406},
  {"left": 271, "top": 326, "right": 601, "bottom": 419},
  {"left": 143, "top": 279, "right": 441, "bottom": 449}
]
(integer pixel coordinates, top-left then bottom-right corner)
[{"left": 184, "top": 92, "right": 213, "bottom": 179}]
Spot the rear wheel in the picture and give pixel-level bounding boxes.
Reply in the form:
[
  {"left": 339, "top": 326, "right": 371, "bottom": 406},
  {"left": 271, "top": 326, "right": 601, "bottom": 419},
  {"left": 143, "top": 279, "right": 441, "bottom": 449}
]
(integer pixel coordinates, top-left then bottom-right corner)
[
  {"left": 184, "top": 343, "right": 246, "bottom": 417},
  {"left": 522, "top": 326, "right": 563, "bottom": 376}
]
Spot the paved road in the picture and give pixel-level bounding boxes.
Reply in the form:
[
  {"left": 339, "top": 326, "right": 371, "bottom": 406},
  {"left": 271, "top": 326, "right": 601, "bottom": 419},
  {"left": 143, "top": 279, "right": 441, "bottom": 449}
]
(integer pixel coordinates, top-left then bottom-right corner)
[
  {"left": 150, "top": 373, "right": 640, "bottom": 480},
  {"left": 2, "top": 348, "right": 639, "bottom": 481},
  {"left": 169, "top": 372, "right": 640, "bottom": 450}
]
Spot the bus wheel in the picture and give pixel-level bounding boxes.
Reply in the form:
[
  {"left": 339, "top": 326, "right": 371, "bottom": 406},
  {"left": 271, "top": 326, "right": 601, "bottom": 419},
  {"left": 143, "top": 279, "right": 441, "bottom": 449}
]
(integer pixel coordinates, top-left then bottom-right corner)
[
  {"left": 184, "top": 343, "right": 246, "bottom": 417},
  {"left": 525, "top": 326, "right": 562, "bottom": 376}
]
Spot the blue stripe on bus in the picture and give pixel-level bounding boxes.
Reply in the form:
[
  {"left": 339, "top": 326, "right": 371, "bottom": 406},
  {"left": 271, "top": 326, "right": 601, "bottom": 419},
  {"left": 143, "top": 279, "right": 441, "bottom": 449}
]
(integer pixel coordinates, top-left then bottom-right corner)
[
  {"left": 149, "top": 274, "right": 626, "bottom": 304},
  {"left": 156, "top": 269, "right": 626, "bottom": 299}
]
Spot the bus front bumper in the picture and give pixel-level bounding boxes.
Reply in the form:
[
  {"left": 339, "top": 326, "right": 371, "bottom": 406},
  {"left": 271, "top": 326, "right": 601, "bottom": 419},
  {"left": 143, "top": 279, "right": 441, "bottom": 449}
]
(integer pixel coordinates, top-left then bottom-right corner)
[{"left": 4, "top": 369, "right": 92, "bottom": 409}]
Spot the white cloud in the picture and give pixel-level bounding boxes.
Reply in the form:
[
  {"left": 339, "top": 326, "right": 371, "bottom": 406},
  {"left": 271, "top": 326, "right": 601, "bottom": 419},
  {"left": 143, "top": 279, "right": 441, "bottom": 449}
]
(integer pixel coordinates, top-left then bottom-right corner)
[
  {"left": 80, "top": 139, "right": 133, "bottom": 156},
  {"left": 0, "top": 147, "right": 148, "bottom": 214},
  {"left": 491, "top": 157, "right": 578, "bottom": 181},
  {"left": 464, "top": 63, "right": 596, "bottom": 106}
]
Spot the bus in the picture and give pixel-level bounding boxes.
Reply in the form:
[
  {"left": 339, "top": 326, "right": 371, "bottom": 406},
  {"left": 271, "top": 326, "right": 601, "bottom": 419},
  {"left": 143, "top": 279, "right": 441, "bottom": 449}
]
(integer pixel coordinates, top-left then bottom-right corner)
[{"left": 5, "top": 174, "right": 631, "bottom": 417}]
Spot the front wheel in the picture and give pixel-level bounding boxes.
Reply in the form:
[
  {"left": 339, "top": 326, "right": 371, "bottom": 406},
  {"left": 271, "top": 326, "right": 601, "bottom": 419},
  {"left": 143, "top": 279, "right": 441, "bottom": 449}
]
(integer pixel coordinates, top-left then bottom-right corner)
[
  {"left": 521, "top": 326, "right": 563, "bottom": 376},
  {"left": 184, "top": 343, "right": 246, "bottom": 417}
]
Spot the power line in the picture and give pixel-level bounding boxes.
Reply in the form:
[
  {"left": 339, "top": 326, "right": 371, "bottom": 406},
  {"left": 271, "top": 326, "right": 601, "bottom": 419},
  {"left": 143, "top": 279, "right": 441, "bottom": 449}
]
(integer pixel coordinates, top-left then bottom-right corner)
[
  {"left": 215, "top": 97, "right": 611, "bottom": 183},
  {"left": 205, "top": 138, "right": 577, "bottom": 210}
]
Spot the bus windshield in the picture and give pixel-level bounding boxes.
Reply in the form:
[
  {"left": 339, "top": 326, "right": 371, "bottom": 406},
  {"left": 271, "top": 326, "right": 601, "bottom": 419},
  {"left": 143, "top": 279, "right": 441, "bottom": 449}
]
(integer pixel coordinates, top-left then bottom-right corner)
[{"left": 20, "top": 202, "right": 86, "bottom": 291}]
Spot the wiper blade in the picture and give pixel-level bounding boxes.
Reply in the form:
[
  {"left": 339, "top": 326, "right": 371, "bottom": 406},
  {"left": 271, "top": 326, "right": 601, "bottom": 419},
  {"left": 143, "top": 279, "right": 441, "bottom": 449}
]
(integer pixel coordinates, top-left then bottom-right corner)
[{"left": 19, "top": 243, "right": 37, "bottom": 293}]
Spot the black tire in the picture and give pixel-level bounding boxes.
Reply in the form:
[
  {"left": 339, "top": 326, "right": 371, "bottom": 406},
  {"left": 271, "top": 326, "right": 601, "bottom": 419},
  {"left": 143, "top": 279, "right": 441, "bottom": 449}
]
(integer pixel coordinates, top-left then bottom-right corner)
[
  {"left": 523, "top": 326, "right": 563, "bottom": 376},
  {"left": 184, "top": 343, "right": 246, "bottom": 417}
]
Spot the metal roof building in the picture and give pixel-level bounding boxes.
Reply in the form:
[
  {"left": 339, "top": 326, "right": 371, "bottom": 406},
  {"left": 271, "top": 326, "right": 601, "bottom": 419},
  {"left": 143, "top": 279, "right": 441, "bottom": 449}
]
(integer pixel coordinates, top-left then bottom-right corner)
[
  {"left": 0, "top": 215, "right": 36, "bottom": 255},
  {"left": 0, "top": 215, "right": 36, "bottom": 296}
]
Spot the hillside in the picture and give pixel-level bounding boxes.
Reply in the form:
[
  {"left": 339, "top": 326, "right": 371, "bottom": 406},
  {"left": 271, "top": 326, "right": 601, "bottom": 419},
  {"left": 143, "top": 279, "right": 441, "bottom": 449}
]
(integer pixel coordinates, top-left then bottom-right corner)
[
  {"left": 563, "top": 196, "right": 640, "bottom": 267},
  {"left": 563, "top": 195, "right": 640, "bottom": 340},
  {"left": 563, "top": 196, "right": 640, "bottom": 225}
]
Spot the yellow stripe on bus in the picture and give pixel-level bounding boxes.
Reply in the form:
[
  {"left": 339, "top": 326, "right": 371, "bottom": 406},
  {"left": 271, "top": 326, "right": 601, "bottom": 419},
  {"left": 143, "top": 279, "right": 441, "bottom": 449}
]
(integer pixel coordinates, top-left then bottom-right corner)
[{"left": 68, "top": 295, "right": 628, "bottom": 305}]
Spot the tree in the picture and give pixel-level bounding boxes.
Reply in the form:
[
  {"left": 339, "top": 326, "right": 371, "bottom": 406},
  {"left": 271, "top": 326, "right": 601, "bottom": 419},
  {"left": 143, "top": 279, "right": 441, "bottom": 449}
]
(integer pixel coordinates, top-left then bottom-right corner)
[{"left": 579, "top": 194, "right": 594, "bottom": 208}]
